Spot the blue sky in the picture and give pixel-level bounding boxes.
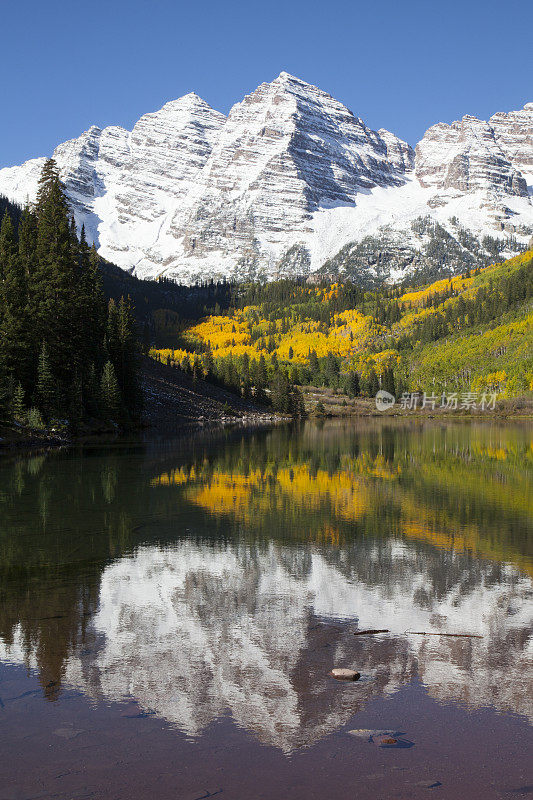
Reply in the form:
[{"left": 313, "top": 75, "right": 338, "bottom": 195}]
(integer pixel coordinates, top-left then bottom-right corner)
[{"left": 1, "top": 0, "right": 532, "bottom": 167}]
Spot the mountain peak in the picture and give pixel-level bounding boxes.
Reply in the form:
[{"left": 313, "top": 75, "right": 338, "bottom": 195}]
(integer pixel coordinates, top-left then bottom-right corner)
[
  {"left": 161, "top": 92, "right": 213, "bottom": 112},
  {"left": 274, "top": 70, "right": 304, "bottom": 82},
  {"left": 0, "top": 76, "right": 531, "bottom": 284}
]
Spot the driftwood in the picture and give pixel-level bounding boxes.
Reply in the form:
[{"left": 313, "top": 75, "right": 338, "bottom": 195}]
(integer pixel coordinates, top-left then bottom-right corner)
[
  {"left": 353, "top": 629, "right": 389, "bottom": 636},
  {"left": 406, "top": 631, "right": 483, "bottom": 638}
]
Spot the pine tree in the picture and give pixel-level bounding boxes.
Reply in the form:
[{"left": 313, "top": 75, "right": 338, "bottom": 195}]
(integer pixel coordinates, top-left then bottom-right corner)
[
  {"left": 85, "top": 363, "right": 100, "bottom": 418},
  {"left": 0, "top": 163, "right": 140, "bottom": 428},
  {"left": 36, "top": 342, "right": 56, "bottom": 418},
  {"left": 291, "top": 385, "right": 306, "bottom": 418},
  {"left": 0, "top": 212, "right": 31, "bottom": 387},
  {"left": 257, "top": 354, "right": 268, "bottom": 386},
  {"left": 309, "top": 349, "right": 319, "bottom": 381},
  {"left": 0, "top": 348, "right": 10, "bottom": 421},
  {"left": 32, "top": 159, "right": 80, "bottom": 393},
  {"left": 106, "top": 298, "right": 120, "bottom": 364},
  {"left": 100, "top": 360, "right": 121, "bottom": 418},
  {"left": 78, "top": 241, "right": 105, "bottom": 370},
  {"left": 382, "top": 368, "right": 396, "bottom": 396},
  {"left": 26, "top": 407, "right": 45, "bottom": 429},
  {"left": 17, "top": 207, "right": 37, "bottom": 280},
  {"left": 344, "top": 371, "right": 360, "bottom": 398},
  {"left": 12, "top": 382, "right": 26, "bottom": 423},
  {"left": 365, "top": 370, "right": 380, "bottom": 397},
  {"left": 115, "top": 296, "right": 141, "bottom": 413},
  {"left": 69, "top": 370, "right": 84, "bottom": 427}
]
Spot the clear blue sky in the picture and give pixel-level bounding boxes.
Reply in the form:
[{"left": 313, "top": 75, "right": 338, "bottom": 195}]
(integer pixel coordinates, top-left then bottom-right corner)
[{"left": 1, "top": 0, "right": 532, "bottom": 167}]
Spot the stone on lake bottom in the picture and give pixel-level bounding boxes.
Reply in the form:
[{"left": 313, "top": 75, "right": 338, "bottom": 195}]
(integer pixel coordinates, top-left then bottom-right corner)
[{"left": 329, "top": 668, "right": 361, "bottom": 681}]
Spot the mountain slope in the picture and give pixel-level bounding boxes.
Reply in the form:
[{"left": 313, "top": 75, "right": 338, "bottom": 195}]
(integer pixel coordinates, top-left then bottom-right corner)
[
  {"left": 150, "top": 249, "right": 533, "bottom": 402},
  {"left": 0, "top": 75, "right": 531, "bottom": 283}
]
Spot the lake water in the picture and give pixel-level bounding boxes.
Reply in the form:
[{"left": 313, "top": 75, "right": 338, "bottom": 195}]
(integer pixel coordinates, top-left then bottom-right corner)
[{"left": 0, "top": 420, "right": 532, "bottom": 799}]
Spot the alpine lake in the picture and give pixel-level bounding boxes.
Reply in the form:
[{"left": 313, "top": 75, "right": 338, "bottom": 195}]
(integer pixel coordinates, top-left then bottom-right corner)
[{"left": 0, "top": 419, "right": 532, "bottom": 800}]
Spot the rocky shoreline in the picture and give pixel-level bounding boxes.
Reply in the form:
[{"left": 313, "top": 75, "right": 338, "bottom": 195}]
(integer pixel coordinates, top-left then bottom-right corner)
[
  {"left": 2, "top": 360, "right": 531, "bottom": 458},
  {"left": 0, "top": 358, "right": 288, "bottom": 457}
]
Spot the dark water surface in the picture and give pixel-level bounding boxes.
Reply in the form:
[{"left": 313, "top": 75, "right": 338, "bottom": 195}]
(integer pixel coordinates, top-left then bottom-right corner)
[{"left": 0, "top": 420, "right": 532, "bottom": 799}]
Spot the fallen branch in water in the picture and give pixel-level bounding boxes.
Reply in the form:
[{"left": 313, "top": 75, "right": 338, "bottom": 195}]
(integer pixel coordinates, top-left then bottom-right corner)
[
  {"left": 406, "top": 631, "right": 483, "bottom": 638},
  {"left": 353, "top": 629, "right": 390, "bottom": 636}
]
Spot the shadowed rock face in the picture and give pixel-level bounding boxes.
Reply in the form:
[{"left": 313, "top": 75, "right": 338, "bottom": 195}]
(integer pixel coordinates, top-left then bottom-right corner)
[
  {"left": 490, "top": 103, "right": 533, "bottom": 180},
  {"left": 415, "top": 114, "right": 529, "bottom": 196}
]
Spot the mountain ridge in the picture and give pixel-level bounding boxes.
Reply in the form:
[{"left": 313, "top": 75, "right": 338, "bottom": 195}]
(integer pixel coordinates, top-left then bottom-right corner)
[{"left": 0, "top": 73, "right": 531, "bottom": 284}]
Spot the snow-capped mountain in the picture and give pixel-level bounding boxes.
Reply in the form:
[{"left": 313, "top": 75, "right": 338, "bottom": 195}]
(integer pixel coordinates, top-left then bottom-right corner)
[{"left": 0, "top": 74, "right": 531, "bottom": 283}]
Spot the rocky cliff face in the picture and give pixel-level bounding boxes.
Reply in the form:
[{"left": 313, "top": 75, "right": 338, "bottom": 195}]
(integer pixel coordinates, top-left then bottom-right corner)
[
  {"left": 163, "top": 72, "right": 414, "bottom": 279},
  {"left": 0, "top": 74, "right": 531, "bottom": 283},
  {"left": 415, "top": 116, "right": 528, "bottom": 197}
]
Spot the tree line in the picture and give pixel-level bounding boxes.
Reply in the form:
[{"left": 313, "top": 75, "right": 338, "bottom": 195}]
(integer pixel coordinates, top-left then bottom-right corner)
[{"left": 0, "top": 160, "right": 141, "bottom": 430}]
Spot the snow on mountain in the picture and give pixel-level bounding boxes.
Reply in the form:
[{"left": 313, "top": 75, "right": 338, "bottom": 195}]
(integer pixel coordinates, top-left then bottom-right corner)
[{"left": 0, "top": 74, "right": 531, "bottom": 283}]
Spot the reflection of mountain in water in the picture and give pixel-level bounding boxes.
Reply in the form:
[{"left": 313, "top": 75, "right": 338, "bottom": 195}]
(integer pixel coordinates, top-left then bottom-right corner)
[
  {"left": 3, "top": 539, "right": 530, "bottom": 751},
  {"left": 0, "top": 421, "right": 531, "bottom": 751}
]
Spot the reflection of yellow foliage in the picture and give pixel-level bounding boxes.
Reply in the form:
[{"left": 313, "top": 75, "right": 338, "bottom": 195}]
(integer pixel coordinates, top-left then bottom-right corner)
[
  {"left": 151, "top": 468, "right": 189, "bottom": 486},
  {"left": 403, "top": 520, "right": 533, "bottom": 579},
  {"left": 276, "top": 465, "right": 369, "bottom": 521},
  {"left": 148, "top": 431, "right": 532, "bottom": 576},
  {"left": 318, "top": 523, "right": 342, "bottom": 546},
  {"left": 191, "top": 473, "right": 254, "bottom": 515},
  {"left": 186, "top": 465, "right": 371, "bottom": 525}
]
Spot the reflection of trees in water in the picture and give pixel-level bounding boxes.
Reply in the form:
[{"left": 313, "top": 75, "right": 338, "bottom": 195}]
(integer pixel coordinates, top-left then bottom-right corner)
[
  {"left": 0, "top": 421, "right": 531, "bottom": 734},
  {"left": 0, "top": 447, "right": 150, "bottom": 700}
]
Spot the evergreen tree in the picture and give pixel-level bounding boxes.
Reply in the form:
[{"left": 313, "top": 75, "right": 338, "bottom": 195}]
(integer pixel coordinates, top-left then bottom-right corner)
[
  {"left": 36, "top": 342, "right": 56, "bottom": 418},
  {"left": 17, "top": 207, "right": 37, "bottom": 280},
  {"left": 343, "top": 371, "right": 360, "bottom": 398},
  {"left": 0, "top": 348, "right": 10, "bottom": 420},
  {"left": 0, "top": 164, "right": 140, "bottom": 428},
  {"left": 382, "top": 368, "right": 396, "bottom": 396},
  {"left": 115, "top": 296, "right": 141, "bottom": 413},
  {"left": 26, "top": 407, "right": 45, "bottom": 430},
  {"left": 100, "top": 361, "right": 121, "bottom": 417},
  {"left": 11, "top": 382, "right": 26, "bottom": 423},
  {"left": 309, "top": 349, "right": 319, "bottom": 381},
  {"left": 257, "top": 354, "right": 268, "bottom": 386},
  {"left": 106, "top": 298, "right": 120, "bottom": 364},
  {"left": 85, "top": 363, "right": 100, "bottom": 417},
  {"left": 364, "top": 370, "right": 380, "bottom": 397},
  {"left": 0, "top": 212, "right": 31, "bottom": 387},
  {"left": 69, "top": 370, "right": 84, "bottom": 428},
  {"left": 78, "top": 239, "right": 106, "bottom": 371},
  {"left": 32, "top": 159, "right": 81, "bottom": 392}
]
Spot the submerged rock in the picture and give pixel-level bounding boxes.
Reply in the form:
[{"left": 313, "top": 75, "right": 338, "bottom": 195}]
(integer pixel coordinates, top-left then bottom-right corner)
[
  {"left": 329, "top": 668, "right": 360, "bottom": 681},
  {"left": 348, "top": 729, "right": 395, "bottom": 739}
]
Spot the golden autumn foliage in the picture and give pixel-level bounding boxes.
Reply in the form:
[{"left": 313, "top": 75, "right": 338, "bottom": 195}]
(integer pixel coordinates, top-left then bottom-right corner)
[{"left": 150, "top": 248, "right": 533, "bottom": 398}]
